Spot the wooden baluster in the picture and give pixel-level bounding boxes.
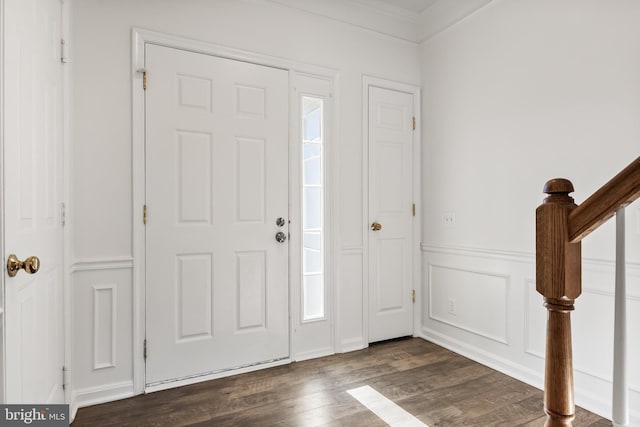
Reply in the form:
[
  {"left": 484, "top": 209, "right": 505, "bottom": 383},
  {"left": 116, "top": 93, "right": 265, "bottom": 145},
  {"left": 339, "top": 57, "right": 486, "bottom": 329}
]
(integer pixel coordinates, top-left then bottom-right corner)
[{"left": 536, "top": 178, "right": 582, "bottom": 427}]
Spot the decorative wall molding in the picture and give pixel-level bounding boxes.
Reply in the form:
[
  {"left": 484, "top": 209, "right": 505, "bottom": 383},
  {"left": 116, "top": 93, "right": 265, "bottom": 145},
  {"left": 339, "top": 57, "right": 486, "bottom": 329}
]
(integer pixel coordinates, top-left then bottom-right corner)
[
  {"left": 340, "top": 245, "right": 363, "bottom": 254},
  {"left": 523, "top": 278, "right": 544, "bottom": 360},
  {"left": 71, "top": 257, "right": 134, "bottom": 272},
  {"left": 427, "top": 263, "right": 509, "bottom": 345},
  {"left": 259, "top": 0, "right": 495, "bottom": 44},
  {"left": 421, "top": 243, "right": 534, "bottom": 264},
  {"left": 424, "top": 244, "right": 640, "bottom": 422},
  {"left": 261, "top": 0, "right": 421, "bottom": 44},
  {"left": 418, "top": 0, "right": 493, "bottom": 43},
  {"left": 92, "top": 285, "right": 117, "bottom": 370},
  {"left": 421, "top": 243, "right": 640, "bottom": 271}
]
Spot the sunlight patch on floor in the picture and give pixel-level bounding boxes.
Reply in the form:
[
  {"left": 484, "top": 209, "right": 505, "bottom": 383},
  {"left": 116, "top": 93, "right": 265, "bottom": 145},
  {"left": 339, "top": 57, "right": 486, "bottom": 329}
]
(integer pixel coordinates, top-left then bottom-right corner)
[{"left": 347, "top": 385, "right": 428, "bottom": 427}]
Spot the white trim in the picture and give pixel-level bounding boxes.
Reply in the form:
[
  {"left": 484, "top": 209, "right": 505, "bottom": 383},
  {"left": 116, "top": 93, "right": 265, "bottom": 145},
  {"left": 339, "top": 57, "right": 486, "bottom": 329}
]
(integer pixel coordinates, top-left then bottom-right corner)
[
  {"left": 92, "top": 285, "right": 117, "bottom": 371},
  {"left": 289, "top": 72, "right": 338, "bottom": 360},
  {"left": 421, "top": 243, "right": 534, "bottom": 264},
  {"left": 418, "top": 327, "right": 544, "bottom": 395},
  {"left": 71, "top": 257, "right": 134, "bottom": 272},
  {"left": 291, "top": 347, "right": 334, "bottom": 363},
  {"left": 71, "top": 380, "right": 135, "bottom": 414},
  {"left": 61, "top": 0, "right": 73, "bottom": 408},
  {"left": 132, "top": 28, "right": 340, "bottom": 395},
  {"left": 257, "top": 0, "right": 421, "bottom": 45},
  {"left": 418, "top": 328, "right": 638, "bottom": 424},
  {"left": 132, "top": 28, "right": 337, "bottom": 78},
  {"left": 421, "top": 242, "right": 640, "bottom": 271},
  {"left": 340, "top": 336, "right": 367, "bottom": 353},
  {"left": 0, "top": 0, "right": 6, "bottom": 402},
  {"left": 362, "top": 75, "right": 421, "bottom": 344},
  {"left": 427, "top": 263, "right": 510, "bottom": 345}
]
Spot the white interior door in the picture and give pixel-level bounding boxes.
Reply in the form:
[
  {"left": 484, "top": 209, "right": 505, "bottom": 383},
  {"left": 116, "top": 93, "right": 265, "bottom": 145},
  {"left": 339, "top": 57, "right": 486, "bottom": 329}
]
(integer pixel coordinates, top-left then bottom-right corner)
[
  {"left": 2, "top": 0, "right": 65, "bottom": 403},
  {"left": 144, "top": 45, "right": 289, "bottom": 385},
  {"left": 368, "top": 86, "right": 414, "bottom": 343}
]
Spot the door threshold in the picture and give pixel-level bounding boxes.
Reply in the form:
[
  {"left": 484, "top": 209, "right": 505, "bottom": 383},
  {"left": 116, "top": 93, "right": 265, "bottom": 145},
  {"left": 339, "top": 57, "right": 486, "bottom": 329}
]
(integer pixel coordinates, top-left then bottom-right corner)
[{"left": 144, "top": 357, "right": 291, "bottom": 394}]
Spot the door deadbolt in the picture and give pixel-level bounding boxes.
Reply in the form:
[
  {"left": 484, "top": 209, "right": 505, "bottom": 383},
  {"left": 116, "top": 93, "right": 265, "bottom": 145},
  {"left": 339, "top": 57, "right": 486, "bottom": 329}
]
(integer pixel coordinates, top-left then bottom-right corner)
[{"left": 276, "top": 217, "right": 286, "bottom": 227}]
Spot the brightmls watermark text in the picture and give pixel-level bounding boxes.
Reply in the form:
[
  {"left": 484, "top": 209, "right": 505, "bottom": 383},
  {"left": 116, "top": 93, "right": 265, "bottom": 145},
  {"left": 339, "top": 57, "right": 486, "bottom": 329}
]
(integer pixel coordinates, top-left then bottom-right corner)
[{"left": 0, "top": 405, "right": 68, "bottom": 426}]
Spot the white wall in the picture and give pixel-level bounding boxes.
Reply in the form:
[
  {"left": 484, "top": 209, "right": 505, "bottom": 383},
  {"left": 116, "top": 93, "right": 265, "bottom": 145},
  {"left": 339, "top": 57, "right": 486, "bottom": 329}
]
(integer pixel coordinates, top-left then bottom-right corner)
[
  {"left": 69, "top": 0, "right": 420, "bottom": 409},
  {"left": 420, "top": 0, "right": 640, "bottom": 423}
]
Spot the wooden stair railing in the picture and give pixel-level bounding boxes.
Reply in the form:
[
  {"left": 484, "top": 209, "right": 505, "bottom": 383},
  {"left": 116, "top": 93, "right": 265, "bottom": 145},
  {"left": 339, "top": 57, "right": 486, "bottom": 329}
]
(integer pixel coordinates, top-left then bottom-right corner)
[{"left": 536, "top": 156, "right": 640, "bottom": 427}]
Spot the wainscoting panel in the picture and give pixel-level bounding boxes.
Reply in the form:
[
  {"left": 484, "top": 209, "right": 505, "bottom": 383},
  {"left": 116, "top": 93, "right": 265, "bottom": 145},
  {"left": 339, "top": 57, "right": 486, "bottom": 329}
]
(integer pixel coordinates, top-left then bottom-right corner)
[
  {"left": 523, "top": 278, "right": 545, "bottom": 359},
  {"left": 338, "top": 249, "right": 365, "bottom": 352},
  {"left": 72, "top": 262, "right": 134, "bottom": 409},
  {"left": 92, "top": 285, "right": 117, "bottom": 370},
  {"left": 421, "top": 244, "right": 640, "bottom": 424},
  {"left": 428, "top": 264, "right": 508, "bottom": 344}
]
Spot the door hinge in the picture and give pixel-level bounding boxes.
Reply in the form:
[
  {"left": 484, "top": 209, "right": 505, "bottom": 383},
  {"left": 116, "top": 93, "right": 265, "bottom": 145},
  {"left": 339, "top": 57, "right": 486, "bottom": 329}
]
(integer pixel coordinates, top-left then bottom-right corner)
[
  {"left": 60, "top": 39, "right": 68, "bottom": 64},
  {"left": 143, "top": 204, "right": 148, "bottom": 225},
  {"left": 60, "top": 202, "right": 66, "bottom": 226},
  {"left": 62, "top": 366, "right": 68, "bottom": 390},
  {"left": 412, "top": 203, "right": 416, "bottom": 217},
  {"left": 143, "top": 339, "right": 148, "bottom": 361},
  {"left": 412, "top": 289, "right": 416, "bottom": 303},
  {"left": 137, "top": 68, "right": 148, "bottom": 90},
  {"left": 412, "top": 116, "right": 416, "bottom": 131}
]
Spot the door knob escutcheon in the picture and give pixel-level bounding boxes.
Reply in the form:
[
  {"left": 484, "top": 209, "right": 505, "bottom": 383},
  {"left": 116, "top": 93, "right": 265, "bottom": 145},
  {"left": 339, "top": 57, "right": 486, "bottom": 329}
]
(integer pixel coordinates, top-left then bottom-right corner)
[{"left": 6, "top": 254, "right": 40, "bottom": 277}]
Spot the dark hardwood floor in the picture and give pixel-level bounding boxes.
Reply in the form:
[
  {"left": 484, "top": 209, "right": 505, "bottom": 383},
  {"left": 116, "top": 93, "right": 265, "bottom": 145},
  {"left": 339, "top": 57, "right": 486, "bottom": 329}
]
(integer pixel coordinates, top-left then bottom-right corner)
[{"left": 73, "top": 338, "right": 611, "bottom": 426}]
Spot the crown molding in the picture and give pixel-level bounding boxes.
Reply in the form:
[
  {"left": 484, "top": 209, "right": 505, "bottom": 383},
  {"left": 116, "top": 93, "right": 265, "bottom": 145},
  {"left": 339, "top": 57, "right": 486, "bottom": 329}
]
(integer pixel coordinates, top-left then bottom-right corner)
[
  {"left": 264, "top": 0, "right": 421, "bottom": 43},
  {"left": 261, "top": 0, "right": 492, "bottom": 44},
  {"left": 418, "top": 0, "right": 493, "bottom": 43}
]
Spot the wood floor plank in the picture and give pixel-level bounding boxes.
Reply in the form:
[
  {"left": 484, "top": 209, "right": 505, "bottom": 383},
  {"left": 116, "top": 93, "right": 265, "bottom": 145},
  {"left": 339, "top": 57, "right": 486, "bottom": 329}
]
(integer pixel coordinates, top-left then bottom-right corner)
[{"left": 72, "top": 338, "right": 611, "bottom": 426}]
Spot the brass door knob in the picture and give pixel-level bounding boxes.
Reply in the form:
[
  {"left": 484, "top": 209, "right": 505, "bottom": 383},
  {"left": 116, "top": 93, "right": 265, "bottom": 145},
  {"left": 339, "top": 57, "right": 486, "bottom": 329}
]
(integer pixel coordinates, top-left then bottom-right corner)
[
  {"left": 6, "top": 254, "right": 40, "bottom": 277},
  {"left": 371, "top": 222, "right": 382, "bottom": 231}
]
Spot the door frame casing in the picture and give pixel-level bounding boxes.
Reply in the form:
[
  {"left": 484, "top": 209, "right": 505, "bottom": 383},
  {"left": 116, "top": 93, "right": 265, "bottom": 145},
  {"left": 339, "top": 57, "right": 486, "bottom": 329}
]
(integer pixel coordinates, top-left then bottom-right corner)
[
  {"left": 362, "top": 76, "right": 421, "bottom": 344},
  {"left": 131, "top": 29, "right": 338, "bottom": 394},
  {"left": 0, "top": 0, "right": 6, "bottom": 400}
]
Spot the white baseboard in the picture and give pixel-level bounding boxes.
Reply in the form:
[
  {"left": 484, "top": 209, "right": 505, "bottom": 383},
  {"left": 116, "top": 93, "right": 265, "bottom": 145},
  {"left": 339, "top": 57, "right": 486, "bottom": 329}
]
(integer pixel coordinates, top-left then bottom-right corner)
[
  {"left": 292, "top": 347, "right": 335, "bottom": 362},
  {"left": 340, "top": 337, "right": 367, "bottom": 353},
  {"left": 417, "top": 329, "right": 640, "bottom": 425},
  {"left": 71, "top": 381, "right": 135, "bottom": 422},
  {"left": 418, "top": 327, "right": 543, "bottom": 390}
]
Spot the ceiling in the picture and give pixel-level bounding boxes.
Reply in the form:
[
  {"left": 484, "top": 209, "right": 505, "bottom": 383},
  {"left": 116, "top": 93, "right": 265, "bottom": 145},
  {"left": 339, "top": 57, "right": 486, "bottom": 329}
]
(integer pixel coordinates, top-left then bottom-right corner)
[
  {"left": 266, "top": 0, "right": 493, "bottom": 43},
  {"left": 367, "top": 0, "right": 438, "bottom": 15}
]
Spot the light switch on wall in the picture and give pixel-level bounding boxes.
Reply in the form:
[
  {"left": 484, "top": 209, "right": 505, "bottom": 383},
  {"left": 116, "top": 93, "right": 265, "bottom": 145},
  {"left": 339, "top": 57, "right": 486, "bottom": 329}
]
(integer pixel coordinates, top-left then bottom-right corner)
[{"left": 444, "top": 212, "right": 456, "bottom": 227}]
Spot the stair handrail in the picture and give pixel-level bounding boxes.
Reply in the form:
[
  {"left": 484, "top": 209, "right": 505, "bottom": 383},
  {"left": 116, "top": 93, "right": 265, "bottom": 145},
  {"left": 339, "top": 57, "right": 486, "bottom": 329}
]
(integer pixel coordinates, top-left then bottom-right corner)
[{"left": 536, "top": 155, "right": 640, "bottom": 427}]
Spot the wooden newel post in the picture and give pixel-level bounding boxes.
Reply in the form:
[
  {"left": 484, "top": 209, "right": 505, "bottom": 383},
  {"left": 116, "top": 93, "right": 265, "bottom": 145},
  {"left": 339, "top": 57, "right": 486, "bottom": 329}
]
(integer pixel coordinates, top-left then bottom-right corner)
[{"left": 536, "top": 178, "right": 582, "bottom": 427}]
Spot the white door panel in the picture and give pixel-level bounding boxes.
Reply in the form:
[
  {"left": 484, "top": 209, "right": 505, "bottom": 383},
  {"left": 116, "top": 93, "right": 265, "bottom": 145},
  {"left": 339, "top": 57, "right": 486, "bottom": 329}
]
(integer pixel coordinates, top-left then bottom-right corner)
[
  {"left": 145, "top": 45, "right": 289, "bottom": 385},
  {"left": 3, "top": 0, "right": 64, "bottom": 403},
  {"left": 368, "top": 86, "right": 414, "bottom": 343}
]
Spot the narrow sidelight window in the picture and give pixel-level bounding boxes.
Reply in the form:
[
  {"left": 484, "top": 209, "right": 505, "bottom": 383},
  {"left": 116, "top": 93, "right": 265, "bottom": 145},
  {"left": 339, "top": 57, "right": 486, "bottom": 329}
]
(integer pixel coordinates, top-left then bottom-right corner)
[{"left": 302, "top": 97, "right": 324, "bottom": 321}]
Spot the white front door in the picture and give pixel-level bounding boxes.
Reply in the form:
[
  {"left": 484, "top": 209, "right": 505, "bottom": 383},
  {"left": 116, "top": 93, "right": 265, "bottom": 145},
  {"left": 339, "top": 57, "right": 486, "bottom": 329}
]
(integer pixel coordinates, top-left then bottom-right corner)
[
  {"left": 2, "top": 0, "right": 65, "bottom": 403},
  {"left": 144, "top": 45, "right": 289, "bottom": 385},
  {"left": 368, "top": 86, "right": 414, "bottom": 343}
]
